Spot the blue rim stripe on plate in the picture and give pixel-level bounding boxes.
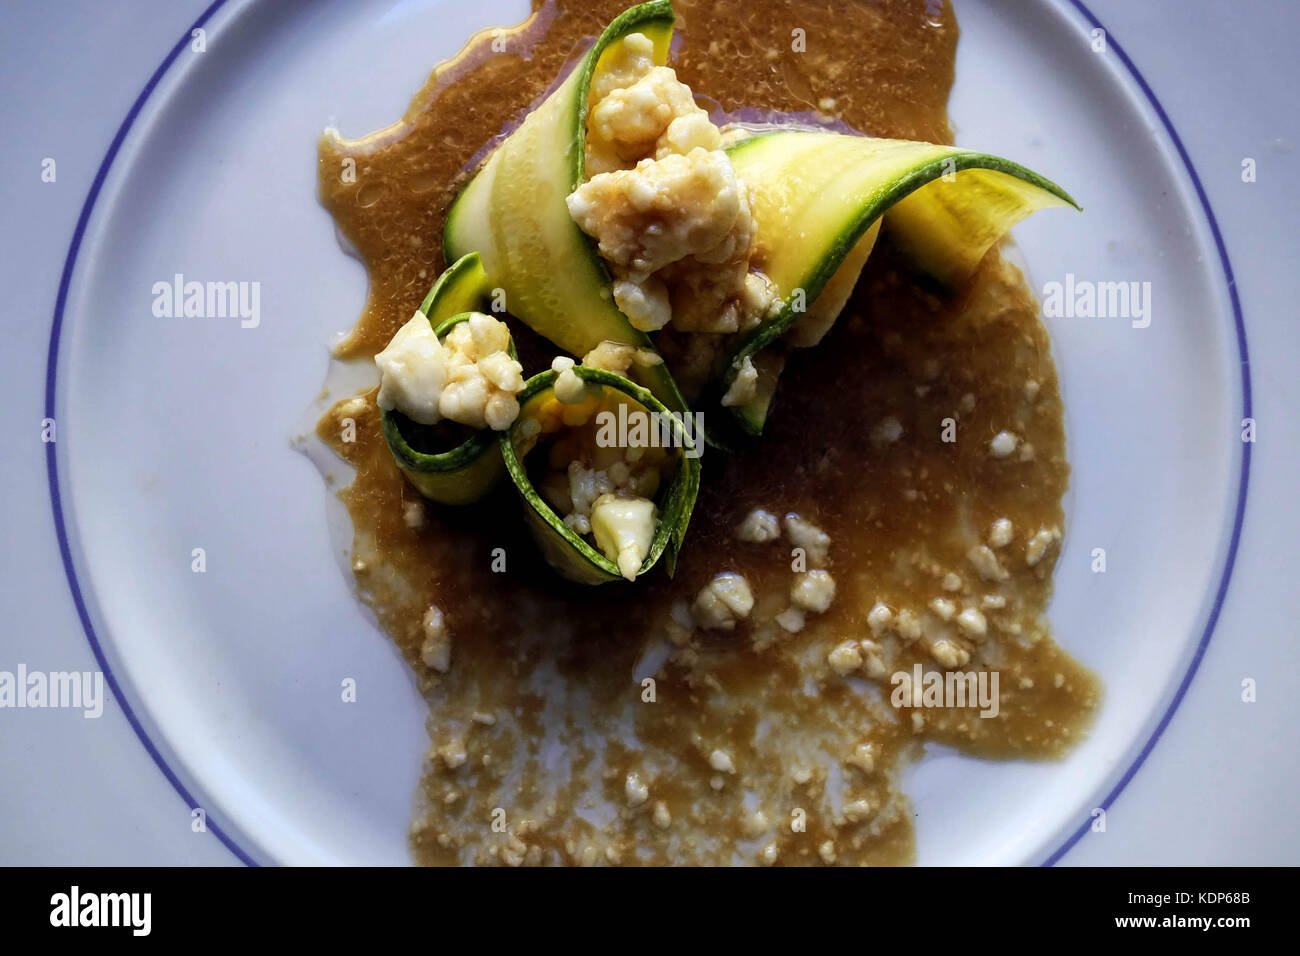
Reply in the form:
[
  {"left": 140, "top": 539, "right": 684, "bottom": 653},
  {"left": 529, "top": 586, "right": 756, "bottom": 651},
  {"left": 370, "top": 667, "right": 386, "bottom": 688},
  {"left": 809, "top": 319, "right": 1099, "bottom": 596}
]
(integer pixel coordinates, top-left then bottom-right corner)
[
  {"left": 1041, "top": 0, "right": 1253, "bottom": 866},
  {"left": 42, "top": 0, "right": 256, "bottom": 867},
  {"left": 42, "top": 0, "right": 1250, "bottom": 868}
]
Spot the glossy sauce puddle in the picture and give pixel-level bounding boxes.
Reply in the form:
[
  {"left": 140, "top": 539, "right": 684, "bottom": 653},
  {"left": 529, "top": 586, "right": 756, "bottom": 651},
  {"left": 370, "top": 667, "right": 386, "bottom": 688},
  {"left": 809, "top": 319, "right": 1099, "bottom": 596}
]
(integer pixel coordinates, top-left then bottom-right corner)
[{"left": 308, "top": 0, "right": 1098, "bottom": 865}]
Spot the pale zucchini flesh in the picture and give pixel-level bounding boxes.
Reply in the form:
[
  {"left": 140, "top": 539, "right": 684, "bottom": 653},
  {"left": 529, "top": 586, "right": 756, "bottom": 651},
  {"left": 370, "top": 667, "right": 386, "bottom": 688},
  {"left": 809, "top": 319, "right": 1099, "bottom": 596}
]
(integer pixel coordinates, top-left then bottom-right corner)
[
  {"left": 443, "top": 0, "right": 688, "bottom": 415},
  {"left": 721, "top": 130, "right": 1080, "bottom": 435}
]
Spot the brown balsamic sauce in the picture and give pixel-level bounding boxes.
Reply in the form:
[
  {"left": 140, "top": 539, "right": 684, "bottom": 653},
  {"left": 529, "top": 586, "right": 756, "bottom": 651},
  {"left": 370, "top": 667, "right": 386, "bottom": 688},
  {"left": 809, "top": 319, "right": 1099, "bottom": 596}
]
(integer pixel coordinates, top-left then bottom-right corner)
[{"left": 316, "top": 0, "right": 1098, "bottom": 866}]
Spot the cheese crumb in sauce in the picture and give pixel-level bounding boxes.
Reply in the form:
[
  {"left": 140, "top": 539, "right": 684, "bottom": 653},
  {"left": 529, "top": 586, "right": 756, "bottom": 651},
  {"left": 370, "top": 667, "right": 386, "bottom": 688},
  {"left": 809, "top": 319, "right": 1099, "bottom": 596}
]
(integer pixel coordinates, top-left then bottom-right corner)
[
  {"left": 968, "top": 544, "right": 1010, "bottom": 582},
  {"left": 775, "top": 606, "right": 806, "bottom": 633},
  {"left": 956, "top": 606, "right": 988, "bottom": 637},
  {"left": 784, "top": 513, "right": 831, "bottom": 566},
  {"left": 1025, "top": 526, "right": 1062, "bottom": 567},
  {"left": 988, "top": 517, "right": 1014, "bottom": 549},
  {"left": 928, "top": 596, "right": 956, "bottom": 621},
  {"left": 871, "top": 416, "right": 904, "bottom": 447},
  {"left": 736, "top": 508, "right": 781, "bottom": 543},
  {"left": 624, "top": 771, "right": 650, "bottom": 807},
  {"left": 402, "top": 500, "right": 426, "bottom": 530},
  {"left": 692, "top": 572, "right": 755, "bottom": 629},
  {"left": 420, "top": 606, "right": 451, "bottom": 673},
  {"left": 828, "top": 640, "right": 863, "bottom": 675},
  {"left": 791, "top": 570, "right": 836, "bottom": 613},
  {"left": 709, "top": 749, "right": 736, "bottom": 773},
  {"left": 988, "top": 430, "right": 1020, "bottom": 459}
]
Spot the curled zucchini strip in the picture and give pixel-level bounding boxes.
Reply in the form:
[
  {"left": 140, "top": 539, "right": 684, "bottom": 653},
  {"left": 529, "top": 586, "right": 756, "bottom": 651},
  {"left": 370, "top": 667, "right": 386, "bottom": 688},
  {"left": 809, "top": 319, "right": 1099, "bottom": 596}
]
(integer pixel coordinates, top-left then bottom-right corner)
[
  {"left": 442, "top": 0, "right": 688, "bottom": 416},
  {"left": 719, "top": 130, "right": 1082, "bottom": 435},
  {"left": 380, "top": 253, "right": 513, "bottom": 505},
  {"left": 500, "top": 367, "right": 701, "bottom": 585}
]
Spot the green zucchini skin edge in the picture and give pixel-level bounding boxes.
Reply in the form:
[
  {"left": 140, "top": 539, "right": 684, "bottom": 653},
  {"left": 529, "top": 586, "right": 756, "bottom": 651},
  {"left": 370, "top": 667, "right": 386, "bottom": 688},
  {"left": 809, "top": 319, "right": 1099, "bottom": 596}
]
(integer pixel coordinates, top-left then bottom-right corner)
[
  {"left": 718, "top": 134, "right": 1082, "bottom": 437},
  {"left": 500, "top": 366, "right": 701, "bottom": 585},
  {"left": 380, "top": 252, "right": 515, "bottom": 505},
  {"left": 441, "top": 1, "right": 690, "bottom": 419}
]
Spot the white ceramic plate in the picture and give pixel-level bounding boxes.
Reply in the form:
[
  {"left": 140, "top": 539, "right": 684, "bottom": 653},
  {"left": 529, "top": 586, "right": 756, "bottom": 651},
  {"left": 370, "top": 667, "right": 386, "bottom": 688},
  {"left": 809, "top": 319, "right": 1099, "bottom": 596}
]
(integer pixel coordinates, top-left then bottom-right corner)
[{"left": 11, "top": 0, "right": 1271, "bottom": 864}]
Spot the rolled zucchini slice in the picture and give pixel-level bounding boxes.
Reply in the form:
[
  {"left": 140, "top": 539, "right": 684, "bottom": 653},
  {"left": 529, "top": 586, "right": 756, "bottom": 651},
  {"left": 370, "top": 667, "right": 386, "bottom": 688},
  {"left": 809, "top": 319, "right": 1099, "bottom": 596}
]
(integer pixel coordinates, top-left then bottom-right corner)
[
  {"left": 719, "top": 130, "right": 1081, "bottom": 435},
  {"left": 500, "top": 366, "right": 700, "bottom": 585},
  {"left": 380, "top": 252, "right": 512, "bottom": 505},
  {"left": 442, "top": 0, "right": 688, "bottom": 416}
]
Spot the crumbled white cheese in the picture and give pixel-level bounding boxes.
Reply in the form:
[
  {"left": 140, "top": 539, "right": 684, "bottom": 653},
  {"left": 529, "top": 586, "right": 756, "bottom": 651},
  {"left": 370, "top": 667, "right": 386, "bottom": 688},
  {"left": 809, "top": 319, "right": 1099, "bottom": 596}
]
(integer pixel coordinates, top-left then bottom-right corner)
[
  {"left": 375, "top": 312, "right": 448, "bottom": 426},
  {"left": 568, "top": 149, "right": 745, "bottom": 281},
  {"left": 1026, "top": 526, "right": 1062, "bottom": 567},
  {"left": 613, "top": 277, "right": 673, "bottom": 332},
  {"left": 551, "top": 355, "right": 590, "bottom": 405},
  {"left": 791, "top": 570, "right": 836, "bottom": 614},
  {"left": 928, "top": 596, "right": 956, "bottom": 621},
  {"left": 588, "top": 32, "right": 658, "bottom": 105},
  {"left": 956, "top": 607, "right": 988, "bottom": 638},
  {"left": 858, "top": 640, "right": 888, "bottom": 679},
  {"left": 988, "top": 517, "right": 1014, "bottom": 549},
  {"left": 843, "top": 799, "right": 873, "bottom": 823},
  {"left": 375, "top": 311, "right": 524, "bottom": 430},
  {"left": 846, "top": 742, "right": 876, "bottom": 775},
  {"left": 941, "top": 572, "right": 963, "bottom": 592},
  {"left": 896, "top": 608, "right": 923, "bottom": 641},
  {"left": 590, "top": 493, "right": 657, "bottom": 580},
  {"left": 968, "top": 544, "right": 1010, "bottom": 582},
  {"left": 624, "top": 771, "right": 650, "bottom": 807},
  {"left": 720, "top": 354, "right": 758, "bottom": 407},
  {"left": 652, "top": 801, "right": 672, "bottom": 829},
  {"left": 775, "top": 607, "right": 806, "bottom": 633},
  {"left": 709, "top": 749, "right": 736, "bottom": 773},
  {"left": 784, "top": 513, "right": 831, "bottom": 566},
  {"left": 442, "top": 316, "right": 524, "bottom": 430},
  {"left": 827, "top": 640, "right": 863, "bottom": 675},
  {"left": 989, "top": 430, "right": 1020, "bottom": 459},
  {"left": 867, "top": 602, "right": 894, "bottom": 634},
  {"left": 590, "top": 66, "right": 712, "bottom": 161},
  {"left": 420, "top": 606, "right": 451, "bottom": 673},
  {"left": 566, "top": 459, "right": 610, "bottom": 517},
  {"left": 692, "top": 572, "right": 754, "bottom": 630},
  {"left": 553, "top": 449, "right": 662, "bottom": 554},
  {"left": 402, "top": 500, "right": 426, "bottom": 530},
  {"left": 572, "top": 33, "right": 772, "bottom": 338},
  {"left": 929, "top": 638, "right": 969, "bottom": 669},
  {"left": 581, "top": 339, "right": 663, "bottom": 374},
  {"left": 1024, "top": 380, "right": 1041, "bottom": 402},
  {"left": 439, "top": 744, "right": 468, "bottom": 771},
  {"left": 871, "top": 416, "right": 904, "bottom": 447},
  {"left": 819, "top": 841, "right": 837, "bottom": 864},
  {"left": 736, "top": 508, "right": 780, "bottom": 543}
]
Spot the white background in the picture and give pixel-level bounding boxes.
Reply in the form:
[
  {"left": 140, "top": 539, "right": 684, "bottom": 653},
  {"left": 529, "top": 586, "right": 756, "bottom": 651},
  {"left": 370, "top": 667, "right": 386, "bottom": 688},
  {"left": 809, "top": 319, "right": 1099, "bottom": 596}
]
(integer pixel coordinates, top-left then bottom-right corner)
[{"left": 0, "top": 0, "right": 1296, "bottom": 865}]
